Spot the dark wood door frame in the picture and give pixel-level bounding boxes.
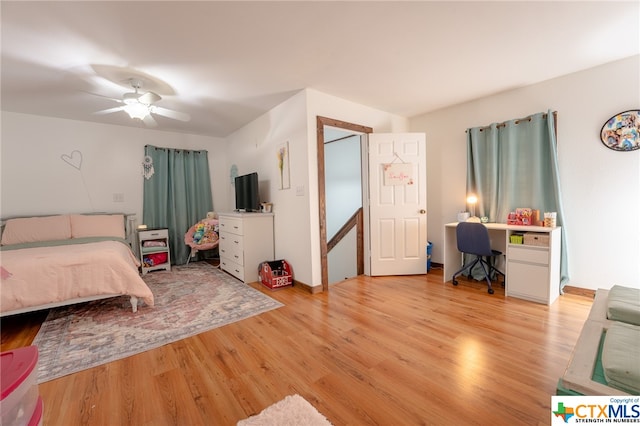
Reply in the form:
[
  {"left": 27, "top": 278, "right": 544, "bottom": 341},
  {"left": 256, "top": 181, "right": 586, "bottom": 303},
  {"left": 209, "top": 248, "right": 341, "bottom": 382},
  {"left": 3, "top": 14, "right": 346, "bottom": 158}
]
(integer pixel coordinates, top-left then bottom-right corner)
[{"left": 317, "top": 116, "right": 373, "bottom": 292}]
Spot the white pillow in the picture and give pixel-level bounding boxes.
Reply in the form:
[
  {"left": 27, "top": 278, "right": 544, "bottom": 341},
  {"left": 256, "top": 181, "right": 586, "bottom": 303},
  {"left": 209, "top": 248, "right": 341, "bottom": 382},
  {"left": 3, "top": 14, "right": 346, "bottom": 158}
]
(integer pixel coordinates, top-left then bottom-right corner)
[
  {"left": 70, "top": 214, "right": 125, "bottom": 239},
  {"left": 1, "top": 215, "right": 71, "bottom": 245}
]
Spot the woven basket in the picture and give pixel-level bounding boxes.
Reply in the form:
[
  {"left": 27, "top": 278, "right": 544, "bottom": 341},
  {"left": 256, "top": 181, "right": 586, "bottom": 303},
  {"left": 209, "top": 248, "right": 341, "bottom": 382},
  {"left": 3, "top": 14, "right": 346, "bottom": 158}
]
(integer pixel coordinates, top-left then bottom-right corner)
[{"left": 524, "top": 232, "right": 550, "bottom": 247}]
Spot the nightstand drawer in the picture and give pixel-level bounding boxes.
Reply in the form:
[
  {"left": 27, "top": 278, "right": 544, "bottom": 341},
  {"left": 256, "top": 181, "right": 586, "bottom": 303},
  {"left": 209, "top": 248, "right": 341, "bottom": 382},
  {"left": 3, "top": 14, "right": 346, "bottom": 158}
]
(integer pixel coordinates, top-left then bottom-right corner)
[{"left": 138, "top": 229, "right": 169, "bottom": 240}]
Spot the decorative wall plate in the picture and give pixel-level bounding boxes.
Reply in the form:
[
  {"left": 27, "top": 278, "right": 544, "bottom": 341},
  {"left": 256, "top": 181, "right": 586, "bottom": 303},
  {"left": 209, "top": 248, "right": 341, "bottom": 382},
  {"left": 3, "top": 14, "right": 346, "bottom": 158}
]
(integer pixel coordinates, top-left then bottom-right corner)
[{"left": 600, "top": 110, "right": 640, "bottom": 152}]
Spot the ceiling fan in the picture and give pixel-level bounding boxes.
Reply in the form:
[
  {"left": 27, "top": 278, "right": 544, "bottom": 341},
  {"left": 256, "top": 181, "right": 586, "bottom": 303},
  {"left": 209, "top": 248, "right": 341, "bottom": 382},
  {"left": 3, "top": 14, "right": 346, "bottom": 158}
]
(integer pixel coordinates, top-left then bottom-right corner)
[{"left": 94, "top": 79, "right": 190, "bottom": 127}]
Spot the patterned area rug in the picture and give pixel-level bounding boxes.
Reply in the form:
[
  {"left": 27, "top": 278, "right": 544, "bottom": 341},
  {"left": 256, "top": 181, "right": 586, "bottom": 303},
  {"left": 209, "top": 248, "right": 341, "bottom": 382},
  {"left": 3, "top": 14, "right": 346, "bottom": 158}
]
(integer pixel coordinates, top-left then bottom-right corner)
[{"left": 32, "top": 262, "right": 283, "bottom": 383}]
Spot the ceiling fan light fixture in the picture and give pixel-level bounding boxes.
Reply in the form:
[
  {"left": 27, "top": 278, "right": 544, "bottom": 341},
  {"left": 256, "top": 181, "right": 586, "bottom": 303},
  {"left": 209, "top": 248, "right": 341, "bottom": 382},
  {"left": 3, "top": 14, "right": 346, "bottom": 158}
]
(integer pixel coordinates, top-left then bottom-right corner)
[
  {"left": 93, "top": 78, "right": 185, "bottom": 125},
  {"left": 124, "top": 102, "right": 150, "bottom": 120}
]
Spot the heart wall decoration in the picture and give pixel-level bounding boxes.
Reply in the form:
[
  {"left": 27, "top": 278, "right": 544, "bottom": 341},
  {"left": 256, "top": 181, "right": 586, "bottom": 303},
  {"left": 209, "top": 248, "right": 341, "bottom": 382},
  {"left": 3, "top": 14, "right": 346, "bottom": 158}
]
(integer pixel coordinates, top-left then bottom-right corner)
[
  {"left": 61, "top": 150, "right": 83, "bottom": 170},
  {"left": 59, "top": 149, "right": 94, "bottom": 209}
]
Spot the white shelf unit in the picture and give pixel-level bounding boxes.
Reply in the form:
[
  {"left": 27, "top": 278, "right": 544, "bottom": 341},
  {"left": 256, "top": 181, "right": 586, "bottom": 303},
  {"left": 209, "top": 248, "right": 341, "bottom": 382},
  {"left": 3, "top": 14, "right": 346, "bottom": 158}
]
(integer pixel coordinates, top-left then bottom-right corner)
[
  {"left": 219, "top": 212, "right": 274, "bottom": 283},
  {"left": 138, "top": 228, "right": 171, "bottom": 275},
  {"left": 505, "top": 227, "right": 561, "bottom": 305}
]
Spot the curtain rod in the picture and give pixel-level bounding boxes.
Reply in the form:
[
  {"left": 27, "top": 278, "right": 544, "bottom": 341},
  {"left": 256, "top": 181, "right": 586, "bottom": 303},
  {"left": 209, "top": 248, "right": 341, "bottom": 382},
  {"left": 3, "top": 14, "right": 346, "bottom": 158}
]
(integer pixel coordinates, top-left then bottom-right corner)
[
  {"left": 465, "top": 111, "right": 557, "bottom": 133},
  {"left": 144, "top": 144, "right": 207, "bottom": 154}
]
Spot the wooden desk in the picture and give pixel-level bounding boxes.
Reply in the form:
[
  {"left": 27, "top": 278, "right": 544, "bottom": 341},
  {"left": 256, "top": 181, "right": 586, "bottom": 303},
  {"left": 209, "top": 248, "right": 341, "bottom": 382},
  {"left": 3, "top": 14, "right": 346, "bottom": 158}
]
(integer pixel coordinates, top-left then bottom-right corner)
[{"left": 443, "top": 222, "right": 561, "bottom": 304}]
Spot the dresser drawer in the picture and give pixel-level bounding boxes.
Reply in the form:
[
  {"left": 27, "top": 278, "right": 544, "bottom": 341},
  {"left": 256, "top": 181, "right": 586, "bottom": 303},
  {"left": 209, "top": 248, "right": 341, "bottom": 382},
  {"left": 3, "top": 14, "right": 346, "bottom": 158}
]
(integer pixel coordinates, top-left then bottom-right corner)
[
  {"left": 220, "top": 258, "right": 245, "bottom": 281},
  {"left": 508, "top": 246, "right": 549, "bottom": 265},
  {"left": 219, "top": 232, "right": 244, "bottom": 265},
  {"left": 219, "top": 217, "right": 243, "bottom": 235},
  {"left": 507, "top": 261, "right": 549, "bottom": 303}
]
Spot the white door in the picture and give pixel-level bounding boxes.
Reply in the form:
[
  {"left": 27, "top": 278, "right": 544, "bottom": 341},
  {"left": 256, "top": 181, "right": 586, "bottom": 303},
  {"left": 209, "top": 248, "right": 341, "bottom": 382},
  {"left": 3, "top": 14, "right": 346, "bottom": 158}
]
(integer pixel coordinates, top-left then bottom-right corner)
[{"left": 367, "top": 133, "right": 427, "bottom": 276}]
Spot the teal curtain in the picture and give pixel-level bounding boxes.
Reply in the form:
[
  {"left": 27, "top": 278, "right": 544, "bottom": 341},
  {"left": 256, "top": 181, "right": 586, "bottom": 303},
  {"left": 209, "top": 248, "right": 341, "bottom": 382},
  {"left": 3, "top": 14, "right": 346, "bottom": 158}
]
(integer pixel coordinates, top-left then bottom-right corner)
[
  {"left": 143, "top": 145, "right": 213, "bottom": 265},
  {"left": 466, "top": 111, "right": 569, "bottom": 290}
]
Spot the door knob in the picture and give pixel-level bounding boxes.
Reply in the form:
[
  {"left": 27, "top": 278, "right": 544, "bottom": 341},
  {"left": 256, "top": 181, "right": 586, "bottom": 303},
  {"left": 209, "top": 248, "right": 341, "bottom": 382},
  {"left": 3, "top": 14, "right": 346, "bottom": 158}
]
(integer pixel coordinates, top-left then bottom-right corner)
[{"left": 419, "top": 209, "right": 426, "bottom": 214}]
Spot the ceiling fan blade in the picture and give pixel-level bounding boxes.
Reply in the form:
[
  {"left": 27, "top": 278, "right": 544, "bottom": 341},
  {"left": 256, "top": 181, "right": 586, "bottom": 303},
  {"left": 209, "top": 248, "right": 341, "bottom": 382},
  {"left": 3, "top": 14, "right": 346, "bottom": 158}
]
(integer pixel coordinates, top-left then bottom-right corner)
[
  {"left": 143, "top": 114, "right": 158, "bottom": 127},
  {"left": 138, "top": 91, "right": 161, "bottom": 105},
  {"left": 152, "top": 106, "right": 191, "bottom": 122},
  {"left": 83, "top": 91, "right": 123, "bottom": 103},
  {"left": 94, "top": 106, "right": 126, "bottom": 115}
]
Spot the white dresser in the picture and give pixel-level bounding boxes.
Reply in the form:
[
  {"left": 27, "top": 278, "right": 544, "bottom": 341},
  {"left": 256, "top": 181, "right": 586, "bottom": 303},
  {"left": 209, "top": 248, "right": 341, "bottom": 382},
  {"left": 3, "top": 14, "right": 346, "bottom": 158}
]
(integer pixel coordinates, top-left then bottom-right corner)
[{"left": 218, "top": 212, "right": 274, "bottom": 283}]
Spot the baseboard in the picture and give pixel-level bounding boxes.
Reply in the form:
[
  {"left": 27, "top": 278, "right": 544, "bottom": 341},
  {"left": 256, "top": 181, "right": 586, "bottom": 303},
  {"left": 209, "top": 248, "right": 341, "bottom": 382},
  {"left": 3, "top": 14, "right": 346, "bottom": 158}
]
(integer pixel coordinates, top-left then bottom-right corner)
[
  {"left": 563, "top": 286, "right": 596, "bottom": 298},
  {"left": 293, "top": 279, "right": 322, "bottom": 294}
]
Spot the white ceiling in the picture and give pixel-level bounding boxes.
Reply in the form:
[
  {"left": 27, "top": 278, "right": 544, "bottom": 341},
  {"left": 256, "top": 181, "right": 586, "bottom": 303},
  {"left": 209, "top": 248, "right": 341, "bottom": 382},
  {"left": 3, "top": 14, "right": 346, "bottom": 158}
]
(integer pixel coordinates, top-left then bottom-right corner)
[{"left": 2, "top": 1, "right": 639, "bottom": 138}]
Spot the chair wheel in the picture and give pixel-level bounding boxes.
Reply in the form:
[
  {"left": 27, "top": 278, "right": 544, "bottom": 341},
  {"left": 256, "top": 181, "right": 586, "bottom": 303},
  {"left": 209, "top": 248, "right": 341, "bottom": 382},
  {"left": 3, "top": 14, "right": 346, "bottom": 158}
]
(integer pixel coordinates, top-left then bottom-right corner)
[
  {"left": 488, "top": 288, "right": 494, "bottom": 294},
  {"left": 452, "top": 279, "right": 458, "bottom": 286}
]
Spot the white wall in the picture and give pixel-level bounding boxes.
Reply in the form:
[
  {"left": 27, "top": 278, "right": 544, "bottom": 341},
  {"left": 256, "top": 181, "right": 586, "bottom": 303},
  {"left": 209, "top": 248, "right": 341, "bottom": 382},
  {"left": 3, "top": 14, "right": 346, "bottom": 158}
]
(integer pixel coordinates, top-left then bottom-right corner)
[
  {"left": 224, "top": 90, "right": 312, "bottom": 284},
  {"left": 325, "top": 135, "right": 361, "bottom": 284},
  {"left": 325, "top": 135, "right": 361, "bottom": 239},
  {"left": 410, "top": 55, "right": 640, "bottom": 290},
  {"left": 328, "top": 228, "right": 357, "bottom": 284},
  {"left": 1, "top": 112, "right": 227, "bottom": 223},
  {"left": 9, "top": 56, "right": 633, "bottom": 292},
  {"left": 224, "top": 88, "right": 409, "bottom": 288},
  {"left": 305, "top": 89, "right": 410, "bottom": 287}
]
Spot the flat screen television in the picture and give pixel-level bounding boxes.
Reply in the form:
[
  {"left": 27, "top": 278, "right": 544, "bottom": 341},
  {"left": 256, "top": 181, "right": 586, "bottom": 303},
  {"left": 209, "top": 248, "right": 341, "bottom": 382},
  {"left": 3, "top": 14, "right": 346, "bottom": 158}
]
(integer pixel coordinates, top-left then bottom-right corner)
[{"left": 235, "top": 172, "right": 260, "bottom": 212}]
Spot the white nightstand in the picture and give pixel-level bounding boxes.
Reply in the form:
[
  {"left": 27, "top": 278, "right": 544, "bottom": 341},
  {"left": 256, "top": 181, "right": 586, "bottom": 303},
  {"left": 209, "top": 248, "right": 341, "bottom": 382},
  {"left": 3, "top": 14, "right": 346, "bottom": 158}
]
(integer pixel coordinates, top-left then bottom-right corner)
[{"left": 138, "top": 228, "right": 171, "bottom": 275}]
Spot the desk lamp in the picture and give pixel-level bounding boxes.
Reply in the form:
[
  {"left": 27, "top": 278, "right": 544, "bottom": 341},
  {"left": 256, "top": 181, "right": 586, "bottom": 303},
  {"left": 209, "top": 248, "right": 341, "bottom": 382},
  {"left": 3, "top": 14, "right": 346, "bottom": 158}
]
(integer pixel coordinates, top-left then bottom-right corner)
[{"left": 466, "top": 194, "right": 481, "bottom": 223}]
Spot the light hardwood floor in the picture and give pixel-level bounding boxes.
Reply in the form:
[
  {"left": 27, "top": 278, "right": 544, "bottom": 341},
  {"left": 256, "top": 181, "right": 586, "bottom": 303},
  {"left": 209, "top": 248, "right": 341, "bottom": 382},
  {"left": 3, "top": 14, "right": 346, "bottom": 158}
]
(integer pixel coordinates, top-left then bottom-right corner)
[{"left": 0, "top": 266, "right": 593, "bottom": 426}]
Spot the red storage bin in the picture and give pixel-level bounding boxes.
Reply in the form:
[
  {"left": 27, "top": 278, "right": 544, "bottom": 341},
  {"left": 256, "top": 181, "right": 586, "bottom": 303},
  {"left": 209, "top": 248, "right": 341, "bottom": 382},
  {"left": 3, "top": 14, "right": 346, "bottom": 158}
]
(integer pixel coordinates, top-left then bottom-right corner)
[
  {"left": 259, "top": 260, "right": 293, "bottom": 290},
  {"left": 143, "top": 252, "right": 168, "bottom": 267}
]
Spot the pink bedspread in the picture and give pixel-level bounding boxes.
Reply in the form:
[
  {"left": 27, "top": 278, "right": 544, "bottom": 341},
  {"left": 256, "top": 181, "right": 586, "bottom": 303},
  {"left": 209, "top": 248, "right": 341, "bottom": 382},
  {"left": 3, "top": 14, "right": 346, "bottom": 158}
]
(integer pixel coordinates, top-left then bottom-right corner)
[{"left": 0, "top": 240, "right": 154, "bottom": 313}]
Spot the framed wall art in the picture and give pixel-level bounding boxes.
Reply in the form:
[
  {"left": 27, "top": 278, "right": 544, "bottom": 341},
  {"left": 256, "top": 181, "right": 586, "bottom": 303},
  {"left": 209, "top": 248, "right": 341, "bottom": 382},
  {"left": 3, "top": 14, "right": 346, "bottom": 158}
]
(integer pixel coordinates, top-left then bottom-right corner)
[
  {"left": 383, "top": 163, "right": 414, "bottom": 186},
  {"left": 600, "top": 110, "right": 640, "bottom": 152},
  {"left": 276, "top": 142, "right": 290, "bottom": 189}
]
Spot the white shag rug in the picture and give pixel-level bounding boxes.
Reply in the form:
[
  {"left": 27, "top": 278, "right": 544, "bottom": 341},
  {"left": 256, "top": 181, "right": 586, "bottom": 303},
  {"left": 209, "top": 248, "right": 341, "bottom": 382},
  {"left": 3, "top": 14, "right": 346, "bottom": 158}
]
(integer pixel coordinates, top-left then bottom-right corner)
[{"left": 237, "top": 394, "right": 333, "bottom": 426}]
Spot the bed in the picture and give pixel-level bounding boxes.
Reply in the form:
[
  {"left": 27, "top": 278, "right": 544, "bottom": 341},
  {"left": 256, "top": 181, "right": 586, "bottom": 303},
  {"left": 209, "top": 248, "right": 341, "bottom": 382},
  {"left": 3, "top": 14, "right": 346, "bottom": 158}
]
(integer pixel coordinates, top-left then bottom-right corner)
[{"left": 0, "top": 213, "right": 154, "bottom": 317}]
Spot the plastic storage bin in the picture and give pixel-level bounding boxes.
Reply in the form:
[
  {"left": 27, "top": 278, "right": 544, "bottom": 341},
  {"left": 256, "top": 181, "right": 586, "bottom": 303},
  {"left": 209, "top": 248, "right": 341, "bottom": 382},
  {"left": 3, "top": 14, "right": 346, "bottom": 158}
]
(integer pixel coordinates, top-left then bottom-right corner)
[
  {"left": 28, "top": 397, "right": 43, "bottom": 426},
  {"left": 1, "top": 346, "right": 40, "bottom": 426},
  {"left": 510, "top": 234, "right": 524, "bottom": 244}
]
